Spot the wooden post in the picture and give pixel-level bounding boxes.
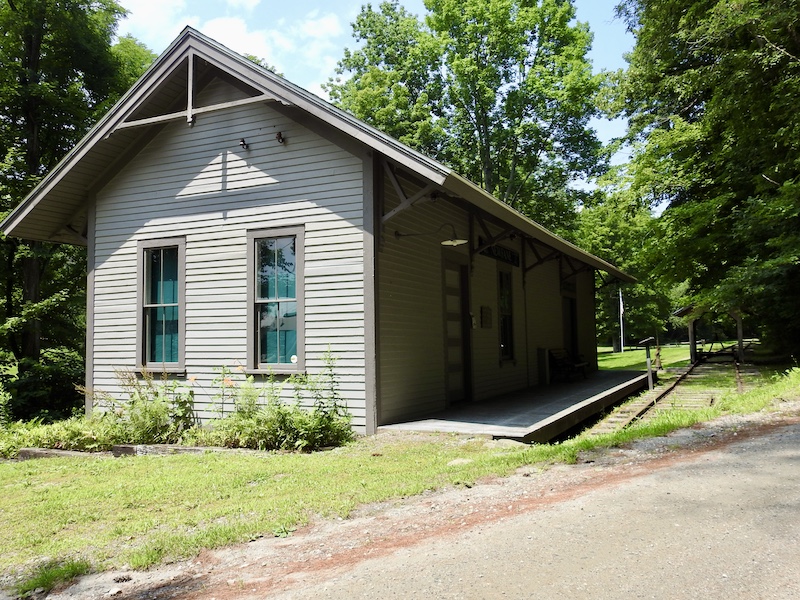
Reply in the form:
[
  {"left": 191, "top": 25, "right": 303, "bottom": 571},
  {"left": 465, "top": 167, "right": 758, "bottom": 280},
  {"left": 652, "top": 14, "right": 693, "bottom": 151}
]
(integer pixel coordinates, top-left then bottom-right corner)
[
  {"left": 688, "top": 318, "right": 698, "bottom": 363},
  {"left": 619, "top": 289, "right": 625, "bottom": 353},
  {"left": 732, "top": 311, "right": 744, "bottom": 363}
]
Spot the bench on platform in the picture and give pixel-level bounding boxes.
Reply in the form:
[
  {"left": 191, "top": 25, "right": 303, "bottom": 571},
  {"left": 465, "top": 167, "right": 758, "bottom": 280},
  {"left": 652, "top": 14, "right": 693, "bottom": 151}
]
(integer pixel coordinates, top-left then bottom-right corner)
[{"left": 549, "top": 348, "right": 588, "bottom": 382}]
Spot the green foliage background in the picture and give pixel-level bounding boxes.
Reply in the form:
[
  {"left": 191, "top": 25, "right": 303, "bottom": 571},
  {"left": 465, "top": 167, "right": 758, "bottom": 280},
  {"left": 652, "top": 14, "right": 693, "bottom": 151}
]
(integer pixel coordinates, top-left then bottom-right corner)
[
  {"left": 326, "top": 0, "right": 605, "bottom": 236},
  {"left": 607, "top": 0, "right": 800, "bottom": 352},
  {"left": 0, "top": 0, "right": 156, "bottom": 420}
]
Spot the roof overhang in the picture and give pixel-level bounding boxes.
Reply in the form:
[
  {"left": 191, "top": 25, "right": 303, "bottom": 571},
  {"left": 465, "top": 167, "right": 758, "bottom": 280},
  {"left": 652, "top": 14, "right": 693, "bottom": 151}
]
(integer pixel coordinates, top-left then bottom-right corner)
[{"left": 441, "top": 173, "right": 635, "bottom": 283}]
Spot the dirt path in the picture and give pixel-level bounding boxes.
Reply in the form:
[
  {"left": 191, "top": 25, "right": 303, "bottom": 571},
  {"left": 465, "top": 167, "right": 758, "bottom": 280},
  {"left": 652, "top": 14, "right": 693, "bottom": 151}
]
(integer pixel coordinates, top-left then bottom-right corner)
[{"left": 39, "top": 400, "right": 800, "bottom": 600}]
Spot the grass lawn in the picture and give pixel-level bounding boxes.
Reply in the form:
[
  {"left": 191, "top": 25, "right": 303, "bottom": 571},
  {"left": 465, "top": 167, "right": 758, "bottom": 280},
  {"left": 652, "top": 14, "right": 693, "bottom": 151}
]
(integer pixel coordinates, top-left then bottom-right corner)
[
  {"left": 0, "top": 434, "right": 567, "bottom": 575},
  {"left": 1, "top": 365, "right": 799, "bottom": 589},
  {"left": 598, "top": 345, "right": 692, "bottom": 371}
]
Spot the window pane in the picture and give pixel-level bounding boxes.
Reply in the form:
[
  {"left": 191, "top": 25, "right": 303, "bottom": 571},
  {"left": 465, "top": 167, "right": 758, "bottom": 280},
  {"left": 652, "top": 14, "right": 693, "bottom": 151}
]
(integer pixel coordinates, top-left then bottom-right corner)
[
  {"left": 258, "top": 301, "right": 297, "bottom": 364},
  {"left": 280, "top": 301, "right": 297, "bottom": 362},
  {"left": 259, "top": 303, "right": 279, "bottom": 363},
  {"left": 161, "top": 247, "right": 179, "bottom": 304},
  {"left": 500, "top": 314, "right": 513, "bottom": 359},
  {"left": 499, "top": 272, "right": 513, "bottom": 359},
  {"left": 499, "top": 271, "right": 512, "bottom": 314},
  {"left": 276, "top": 237, "right": 296, "bottom": 299},
  {"left": 257, "top": 237, "right": 296, "bottom": 300},
  {"left": 147, "top": 249, "right": 161, "bottom": 304},
  {"left": 257, "top": 239, "right": 276, "bottom": 300},
  {"left": 148, "top": 305, "right": 179, "bottom": 363},
  {"left": 146, "top": 247, "right": 178, "bottom": 305}
]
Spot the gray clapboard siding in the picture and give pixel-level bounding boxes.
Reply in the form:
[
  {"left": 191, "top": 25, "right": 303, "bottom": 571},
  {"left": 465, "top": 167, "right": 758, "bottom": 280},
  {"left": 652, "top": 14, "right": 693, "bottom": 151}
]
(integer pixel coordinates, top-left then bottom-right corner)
[
  {"left": 93, "top": 187, "right": 364, "bottom": 223},
  {"left": 523, "top": 258, "right": 563, "bottom": 384},
  {"left": 469, "top": 234, "right": 528, "bottom": 401},
  {"left": 306, "top": 282, "right": 364, "bottom": 293},
  {"left": 91, "top": 77, "right": 367, "bottom": 427},
  {"left": 377, "top": 184, "right": 471, "bottom": 423}
]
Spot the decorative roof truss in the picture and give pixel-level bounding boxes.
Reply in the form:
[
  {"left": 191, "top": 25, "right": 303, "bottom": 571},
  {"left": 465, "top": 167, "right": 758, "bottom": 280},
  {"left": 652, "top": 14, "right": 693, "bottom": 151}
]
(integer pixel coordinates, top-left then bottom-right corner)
[
  {"left": 380, "top": 159, "right": 436, "bottom": 224},
  {"left": 112, "top": 53, "right": 274, "bottom": 136}
]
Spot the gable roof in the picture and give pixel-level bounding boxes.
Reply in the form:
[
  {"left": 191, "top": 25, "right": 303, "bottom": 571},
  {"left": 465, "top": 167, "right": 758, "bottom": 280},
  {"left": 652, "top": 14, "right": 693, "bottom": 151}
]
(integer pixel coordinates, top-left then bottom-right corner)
[{"left": 0, "top": 27, "right": 634, "bottom": 283}]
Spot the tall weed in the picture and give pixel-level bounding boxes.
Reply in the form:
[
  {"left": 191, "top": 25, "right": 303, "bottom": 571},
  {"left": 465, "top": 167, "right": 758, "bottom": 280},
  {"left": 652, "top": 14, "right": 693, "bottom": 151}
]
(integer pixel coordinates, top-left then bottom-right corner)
[
  {"left": 187, "top": 352, "right": 353, "bottom": 451},
  {"left": 104, "top": 369, "right": 199, "bottom": 444}
]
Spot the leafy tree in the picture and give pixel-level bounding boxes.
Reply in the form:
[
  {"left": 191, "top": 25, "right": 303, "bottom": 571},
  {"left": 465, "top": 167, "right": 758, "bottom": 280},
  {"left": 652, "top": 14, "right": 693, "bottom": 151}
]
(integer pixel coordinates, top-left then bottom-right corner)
[
  {"left": 327, "top": 0, "right": 604, "bottom": 234},
  {"left": 0, "top": 0, "right": 155, "bottom": 419},
  {"left": 326, "top": 2, "right": 446, "bottom": 156},
  {"left": 576, "top": 171, "right": 672, "bottom": 347},
  {"left": 614, "top": 0, "right": 800, "bottom": 353}
]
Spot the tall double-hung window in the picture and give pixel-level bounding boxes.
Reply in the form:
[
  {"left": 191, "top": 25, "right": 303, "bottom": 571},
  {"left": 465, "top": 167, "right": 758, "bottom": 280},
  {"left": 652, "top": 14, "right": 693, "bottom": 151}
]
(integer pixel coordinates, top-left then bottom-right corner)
[
  {"left": 137, "top": 238, "right": 185, "bottom": 371},
  {"left": 248, "top": 227, "right": 304, "bottom": 372}
]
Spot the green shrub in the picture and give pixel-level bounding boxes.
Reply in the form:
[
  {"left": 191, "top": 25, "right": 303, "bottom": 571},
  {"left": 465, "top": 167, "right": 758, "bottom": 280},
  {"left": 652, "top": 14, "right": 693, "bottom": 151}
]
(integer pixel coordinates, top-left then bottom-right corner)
[
  {"left": 0, "top": 354, "right": 353, "bottom": 457},
  {"left": 104, "top": 369, "right": 199, "bottom": 444},
  {"left": 186, "top": 397, "right": 352, "bottom": 451},
  {"left": 0, "top": 413, "right": 125, "bottom": 458},
  {"left": 0, "top": 384, "right": 11, "bottom": 427},
  {"left": 185, "top": 351, "right": 352, "bottom": 451}
]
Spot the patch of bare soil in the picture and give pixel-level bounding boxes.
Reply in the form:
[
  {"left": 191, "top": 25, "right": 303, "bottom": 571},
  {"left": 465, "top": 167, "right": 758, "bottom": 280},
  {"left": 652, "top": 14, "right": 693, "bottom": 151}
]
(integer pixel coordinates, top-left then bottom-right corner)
[{"left": 29, "top": 400, "right": 800, "bottom": 600}]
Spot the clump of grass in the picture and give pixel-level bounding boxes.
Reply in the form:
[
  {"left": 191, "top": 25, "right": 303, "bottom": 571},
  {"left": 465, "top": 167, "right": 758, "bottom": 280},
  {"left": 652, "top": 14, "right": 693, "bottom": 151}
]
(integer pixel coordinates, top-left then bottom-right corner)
[
  {"left": 716, "top": 366, "right": 800, "bottom": 414},
  {"left": 14, "top": 558, "right": 91, "bottom": 597}
]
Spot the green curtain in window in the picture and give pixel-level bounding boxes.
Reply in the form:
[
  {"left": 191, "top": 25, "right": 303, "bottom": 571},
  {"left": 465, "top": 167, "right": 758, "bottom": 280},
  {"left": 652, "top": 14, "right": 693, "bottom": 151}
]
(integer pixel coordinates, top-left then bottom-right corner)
[{"left": 146, "top": 247, "right": 179, "bottom": 363}]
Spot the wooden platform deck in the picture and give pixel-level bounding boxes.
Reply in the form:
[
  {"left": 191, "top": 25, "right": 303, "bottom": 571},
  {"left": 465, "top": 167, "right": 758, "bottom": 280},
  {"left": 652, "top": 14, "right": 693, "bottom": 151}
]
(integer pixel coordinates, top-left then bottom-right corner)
[{"left": 379, "top": 370, "right": 648, "bottom": 443}]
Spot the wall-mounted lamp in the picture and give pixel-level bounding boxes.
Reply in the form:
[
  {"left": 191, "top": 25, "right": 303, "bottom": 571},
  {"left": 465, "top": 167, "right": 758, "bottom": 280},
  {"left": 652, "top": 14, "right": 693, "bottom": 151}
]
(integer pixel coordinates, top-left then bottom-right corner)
[
  {"left": 394, "top": 223, "right": 468, "bottom": 247},
  {"left": 276, "top": 132, "right": 285, "bottom": 144},
  {"left": 239, "top": 138, "right": 248, "bottom": 150}
]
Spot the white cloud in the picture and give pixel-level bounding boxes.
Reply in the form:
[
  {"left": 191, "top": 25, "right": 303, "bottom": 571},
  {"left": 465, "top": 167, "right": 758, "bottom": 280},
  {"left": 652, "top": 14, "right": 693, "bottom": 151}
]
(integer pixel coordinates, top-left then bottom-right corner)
[
  {"left": 117, "top": 0, "right": 198, "bottom": 53},
  {"left": 201, "top": 11, "right": 346, "bottom": 90},
  {"left": 116, "top": 2, "right": 353, "bottom": 94},
  {"left": 226, "top": 0, "right": 261, "bottom": 10},
  {"left": 283, "top": 12, "right": 344, "bottom": 89},
  {"left": 298, "top": 13, "right": 343, "bottom": 39},
  {"left": 201, "top": 17, "right": 290, "bottom": 67}
]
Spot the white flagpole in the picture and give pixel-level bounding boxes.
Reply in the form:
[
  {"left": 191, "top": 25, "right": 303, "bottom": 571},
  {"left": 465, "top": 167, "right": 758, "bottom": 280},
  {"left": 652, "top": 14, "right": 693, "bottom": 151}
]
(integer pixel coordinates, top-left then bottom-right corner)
[{"left": 619, "top": 289, "right": 625, "bottom": 353}]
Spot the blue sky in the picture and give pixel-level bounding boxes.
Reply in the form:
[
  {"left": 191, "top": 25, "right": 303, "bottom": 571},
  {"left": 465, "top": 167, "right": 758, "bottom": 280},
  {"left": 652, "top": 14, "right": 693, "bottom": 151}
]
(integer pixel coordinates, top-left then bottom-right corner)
[{"left": 116, "top": 0, "right": 633, "bottom": 145}]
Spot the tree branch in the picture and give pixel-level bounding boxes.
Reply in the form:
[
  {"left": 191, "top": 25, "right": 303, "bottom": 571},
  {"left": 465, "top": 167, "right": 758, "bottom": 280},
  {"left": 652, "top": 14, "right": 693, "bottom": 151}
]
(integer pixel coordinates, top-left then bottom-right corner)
[{"left": 756, "top": 34, "right": 800, "bottom": 63}]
